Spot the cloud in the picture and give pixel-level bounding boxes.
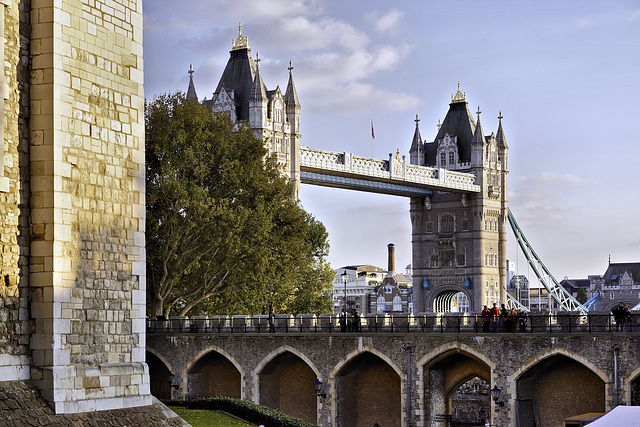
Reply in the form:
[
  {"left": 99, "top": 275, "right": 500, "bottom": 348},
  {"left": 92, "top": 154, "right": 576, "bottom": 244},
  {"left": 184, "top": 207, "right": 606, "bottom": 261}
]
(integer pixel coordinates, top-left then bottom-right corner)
[
  {"left": 630, "top": 10, "right": 640, "bottom": 22},
  {"left": 367, "top": 9, "right": 404, "bottom": 34}
]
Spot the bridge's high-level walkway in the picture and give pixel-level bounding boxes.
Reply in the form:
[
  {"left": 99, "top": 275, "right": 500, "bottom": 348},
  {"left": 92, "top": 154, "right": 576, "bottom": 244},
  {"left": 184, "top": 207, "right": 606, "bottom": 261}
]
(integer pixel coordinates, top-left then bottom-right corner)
[{"left": 299, "top": 146, "right": 481, "bottom": 197}]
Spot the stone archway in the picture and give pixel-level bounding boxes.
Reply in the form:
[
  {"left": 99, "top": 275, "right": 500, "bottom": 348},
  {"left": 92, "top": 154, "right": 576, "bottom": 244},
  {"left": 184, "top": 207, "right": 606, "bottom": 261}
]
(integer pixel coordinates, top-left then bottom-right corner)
[
  {"left": 421, "top": 347, "right": 492, "bottom": 427},
  {"left": 335, "top": 351, "right": 402, "bottom": 427},
  {"left": 515, "top": 354, "right": 605, "bottom": 427},
  {"left": 257, "top": 351, "right": 317, "bottom": 424},
  {"left": 146, "top": 350, "right": 172, "bottom": 400},
  {"left": 187, "top": 350, "right": 241, "bottom": 399},
  {"left": 432, "top": 288, "right": 471, "bottom": 313}
]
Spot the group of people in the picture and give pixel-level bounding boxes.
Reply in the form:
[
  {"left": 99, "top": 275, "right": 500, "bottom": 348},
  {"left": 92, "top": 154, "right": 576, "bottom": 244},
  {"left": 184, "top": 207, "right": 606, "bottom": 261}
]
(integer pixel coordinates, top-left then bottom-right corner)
[
  {"left": 481, "top": 303, "right": 527, "bottom": 333},
  {"left": 612, "top": 302, "right": 633, "bottom": 332},
  {"left": 339, "top": 309, "right": 361, "bottom": 332}
]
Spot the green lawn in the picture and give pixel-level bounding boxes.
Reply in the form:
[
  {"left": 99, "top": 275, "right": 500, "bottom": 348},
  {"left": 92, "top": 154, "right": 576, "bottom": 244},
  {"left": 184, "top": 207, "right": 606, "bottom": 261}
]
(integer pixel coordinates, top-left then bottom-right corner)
[{"left": 168, "top": 406, "right": 254, "bottom": 427}]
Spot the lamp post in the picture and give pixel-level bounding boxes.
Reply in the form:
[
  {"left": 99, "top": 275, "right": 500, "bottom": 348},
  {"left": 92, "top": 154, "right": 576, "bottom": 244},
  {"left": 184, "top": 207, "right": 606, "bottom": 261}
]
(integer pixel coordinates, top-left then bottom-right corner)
[
  {"left": 490, "top": 385, "right": 504, "bottom": 407},
  {"left": 342, "top": 271, "right": 349, "bottom": 314}
]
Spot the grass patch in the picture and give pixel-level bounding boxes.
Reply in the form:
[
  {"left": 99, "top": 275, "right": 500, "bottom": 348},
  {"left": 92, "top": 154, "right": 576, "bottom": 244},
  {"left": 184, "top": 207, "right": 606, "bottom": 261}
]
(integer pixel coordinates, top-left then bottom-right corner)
[{"left": 168, "top": 406, "right": 253, "bottom": 427}]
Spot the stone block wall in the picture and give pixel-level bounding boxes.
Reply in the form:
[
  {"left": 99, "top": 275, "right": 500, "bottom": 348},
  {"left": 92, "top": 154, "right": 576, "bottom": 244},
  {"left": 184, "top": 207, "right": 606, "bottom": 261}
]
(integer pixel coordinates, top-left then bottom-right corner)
[
  {"left": 27, "top": 0, "right": 147, "bottom": 413},
  {"left": 0, "top": 0, "right": 31, "bottom": 382}
]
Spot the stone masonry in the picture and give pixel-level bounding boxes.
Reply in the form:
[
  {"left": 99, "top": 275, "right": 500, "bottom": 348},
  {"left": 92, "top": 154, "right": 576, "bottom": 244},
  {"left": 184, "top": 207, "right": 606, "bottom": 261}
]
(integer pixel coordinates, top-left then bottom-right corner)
[
  {"left": 148, "top": 328, "right": 640, "bottom": 427},
  {"left": 0, "top": 0, "right": 161, "bottom": 419}
]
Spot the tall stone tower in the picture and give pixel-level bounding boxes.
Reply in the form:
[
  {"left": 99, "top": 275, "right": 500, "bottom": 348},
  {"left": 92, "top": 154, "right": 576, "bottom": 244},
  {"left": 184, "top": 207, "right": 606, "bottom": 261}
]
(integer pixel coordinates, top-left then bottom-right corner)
[
  {"left": 206, "top": 25, "right": 302, "bottom": 198},
  {"left": 409, "top": 84, "right": 508, "bottom": 313},
  {"left": 1, "top": 0, "right": 150, "bottom": 415}
]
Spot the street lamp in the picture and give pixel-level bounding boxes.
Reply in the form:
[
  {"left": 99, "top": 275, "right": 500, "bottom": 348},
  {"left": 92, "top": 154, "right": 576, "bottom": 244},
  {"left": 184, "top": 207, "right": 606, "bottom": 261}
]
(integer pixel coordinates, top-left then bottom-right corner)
[
  {"left": 490, "top": 385, "right": 504, "bottom": 406},
  {"left": 342, "top": 271, "right": 349, "bottom": 314},
  {"left": 313, "top": 379, "right": 326, "bottom": 398}
]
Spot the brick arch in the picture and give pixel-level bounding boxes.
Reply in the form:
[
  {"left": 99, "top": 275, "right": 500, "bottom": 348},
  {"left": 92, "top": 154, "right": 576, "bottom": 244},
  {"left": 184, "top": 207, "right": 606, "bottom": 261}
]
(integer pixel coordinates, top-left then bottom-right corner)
[
  {"left": 183, "top": 345, "right": 245, "bottom": 379},
  {"left": 331, "top": 345, "right": 405, "bottom": 381},
  {"left": 330, "top": 347, "right": 405, "bottom": 427},
  {"left": 253, "top": 346, "right": 319, "bottom": 424},
  {"left": 509, "top": 347, "right": 608, "bottom": 426},
  {"left": 509, "top": 347, "right": 607, "bottom": 383},
  {"left": 253, "top": 345, "right": 320, "bottom": 380},
  {"left": 183, "top": 345, "right": 245, "bottom": 399},
  {"left": 146, "top": 346, "right": 174, "bottom": 374},
  {"left": 417, "top": 342, "right": 495, "bottom": 426},
  {"left": 622, "top": 365, "right": 640, "bottom": 405}
]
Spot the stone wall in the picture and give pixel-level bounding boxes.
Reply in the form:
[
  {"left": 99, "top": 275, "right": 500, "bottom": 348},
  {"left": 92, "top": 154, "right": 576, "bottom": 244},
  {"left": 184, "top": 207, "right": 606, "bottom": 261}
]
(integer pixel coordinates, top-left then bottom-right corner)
[
  {"left": 27, "top": 0, "right": 147, "bottom": 413},
  {"left": 147, "top": 332, "right": 640, "bottom": 427},
  {"left": 0, "top": 0, "right": 31, "bottom": 382}
]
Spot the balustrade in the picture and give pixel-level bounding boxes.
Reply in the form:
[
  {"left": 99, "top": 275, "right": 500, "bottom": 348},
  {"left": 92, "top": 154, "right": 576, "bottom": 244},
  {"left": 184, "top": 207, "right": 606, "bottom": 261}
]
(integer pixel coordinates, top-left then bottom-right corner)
[{"left": 147, "top": 312, "right": 635, "bottom": 334}]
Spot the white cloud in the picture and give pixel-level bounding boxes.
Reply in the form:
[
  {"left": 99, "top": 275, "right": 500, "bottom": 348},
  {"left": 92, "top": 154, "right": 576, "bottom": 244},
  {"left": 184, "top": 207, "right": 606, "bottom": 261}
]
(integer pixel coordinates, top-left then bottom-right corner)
[{"left": 368, "top": 9, "right": 404, "bottom": 34}]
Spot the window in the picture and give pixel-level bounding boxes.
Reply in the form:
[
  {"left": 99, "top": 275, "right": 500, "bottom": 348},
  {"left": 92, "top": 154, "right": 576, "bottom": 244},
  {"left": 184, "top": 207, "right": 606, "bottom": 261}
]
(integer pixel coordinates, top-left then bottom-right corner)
[
  {"left": 457, "top": 253, "right": 466, "bottom": 266},
  {"left": 393, "top": 295, "right": 402, "bottom": 311},
  {"left": 462, "top": 218, "right": 469, "bottom": 231},
  {"left": 448, "top": 152, "right": 455, "bottom": 165},
  {"left": 440, "top": 215, "right": 454, "bottom": 233},
  {"left": 430, "top": 255, "right": 439, "bottom": 267},
  {"left": 425, "top": 221, "right": 433, "bottom": 233},
  {"left": 442, "top": 250, "right": 455, "bottom": 267},
  {"left": 377, "top": 295, "right": 386, "bottom": 313},
  {"left": 440, "top": 153, "right": 446, "bottom": 166}
]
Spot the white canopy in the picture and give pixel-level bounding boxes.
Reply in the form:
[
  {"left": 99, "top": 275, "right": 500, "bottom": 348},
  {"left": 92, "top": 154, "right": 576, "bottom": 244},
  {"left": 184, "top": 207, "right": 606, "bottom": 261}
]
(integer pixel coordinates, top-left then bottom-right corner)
[{"left": 585, "top": 406, "right": 640, "bottom": 426}]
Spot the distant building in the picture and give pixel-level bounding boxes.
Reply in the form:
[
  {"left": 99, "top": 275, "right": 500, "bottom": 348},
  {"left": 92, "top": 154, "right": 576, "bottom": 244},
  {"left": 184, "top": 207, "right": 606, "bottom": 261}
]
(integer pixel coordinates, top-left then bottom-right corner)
[
  {"left": 508, "top": 275, "right": 530, "bottom": 309},
  {"left": 587, "top": 262, "right": 640, "bottom": 311},
  {"left": 528, "top": 288, "right": 559, "bottom": 312},
  {"left": 333, "top": 244, "right": 413, "bottom": 314}
]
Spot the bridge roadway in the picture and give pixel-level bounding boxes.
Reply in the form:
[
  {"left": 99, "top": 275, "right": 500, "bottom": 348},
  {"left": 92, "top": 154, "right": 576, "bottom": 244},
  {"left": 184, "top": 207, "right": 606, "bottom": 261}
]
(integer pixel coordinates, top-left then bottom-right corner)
[
  {"left": 146, "top": 313, "right": 640, "bottom": 427},
  {"left": 299, "top": 146, "right": 481, "bottom": 197}
]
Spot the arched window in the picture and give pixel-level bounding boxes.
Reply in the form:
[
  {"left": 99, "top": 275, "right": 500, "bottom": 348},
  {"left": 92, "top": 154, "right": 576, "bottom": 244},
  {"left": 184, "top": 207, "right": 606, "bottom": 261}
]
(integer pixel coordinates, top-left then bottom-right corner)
[
  {"left": 440, "top": 215, "right": 454, "bottom": 233},
  {"left": 377, "top": 295, "right": 386, "bottom": 312},
  {"left": 393, "top": 295, "right": 402, "bottom": 311}
]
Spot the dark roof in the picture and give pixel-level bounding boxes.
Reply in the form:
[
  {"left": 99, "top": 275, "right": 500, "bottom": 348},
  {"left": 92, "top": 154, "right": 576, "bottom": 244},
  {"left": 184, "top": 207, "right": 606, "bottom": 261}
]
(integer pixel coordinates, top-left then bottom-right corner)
[
  {"left": 603, "top": 262, "right": 640, "bottom": 283},
  {"left": 424, "top": 100, "right": 476, "bottom": 165},
  {"left": 214, "top": 47, "right": 256, "bottom": 122},
  {"left": 559, "top": 279, "right": 591, "bottom": 291}
]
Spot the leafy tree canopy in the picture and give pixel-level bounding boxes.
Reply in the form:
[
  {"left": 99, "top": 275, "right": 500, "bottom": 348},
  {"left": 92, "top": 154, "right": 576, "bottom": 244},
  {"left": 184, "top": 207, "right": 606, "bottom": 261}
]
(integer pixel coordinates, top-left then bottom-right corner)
[{"left": 146, "top": 92, "right": 333, "bottom": 317}]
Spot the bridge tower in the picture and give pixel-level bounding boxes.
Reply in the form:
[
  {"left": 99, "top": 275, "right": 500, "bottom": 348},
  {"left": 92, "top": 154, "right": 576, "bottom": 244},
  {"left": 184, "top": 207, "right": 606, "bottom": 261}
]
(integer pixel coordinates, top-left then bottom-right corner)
[
  {"left": 208, "top": 25, "right": 302, "bottom": 198},
  {"left": 409, "top": 84, "right": 509, "bottom": 313}
]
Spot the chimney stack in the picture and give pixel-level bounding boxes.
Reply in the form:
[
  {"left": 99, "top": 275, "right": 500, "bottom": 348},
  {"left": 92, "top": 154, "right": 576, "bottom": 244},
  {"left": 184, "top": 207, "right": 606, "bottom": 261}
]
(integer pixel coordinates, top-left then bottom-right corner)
[{"left": 387, "top": 243, "right": 396, "bottom": 274}]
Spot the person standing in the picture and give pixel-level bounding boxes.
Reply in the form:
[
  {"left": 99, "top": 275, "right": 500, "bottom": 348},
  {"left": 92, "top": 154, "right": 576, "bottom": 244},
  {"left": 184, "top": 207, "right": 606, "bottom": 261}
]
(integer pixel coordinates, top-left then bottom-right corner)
[
  {"left": 339, "top": 309, "right": 347, "bottom": 332},
  {"left": 489, "top": 303, "right": 500, "bottom": 332},
  {"left": 481, "top": 305, "right": 490, "bottom": 332},
  {"left": 268, "top": 309, "right": 276, "bottom": 333},
  {"left": 352, "top": 309, "right": 361, "bottom": 332}
]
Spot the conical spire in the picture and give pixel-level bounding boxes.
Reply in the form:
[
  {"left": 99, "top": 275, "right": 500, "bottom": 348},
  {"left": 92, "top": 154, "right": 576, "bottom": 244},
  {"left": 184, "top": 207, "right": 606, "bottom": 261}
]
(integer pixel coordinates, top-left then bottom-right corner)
[
  {"left": 284, "top": 61, "right": 300, "bottom": 107},
  {"left": 410, "top": 114, "right": 422, "bottom": 152},
  {"left": 496, "top": 111, "right": 508, "bottom": 149},
  {"left": 472, "top": 106, "right": 485, "bottom": 146},
  {"left": 186, "top": 64, "right": 198, "bottom": 100},
  {"left": 249, "top": 53, "right": 266, "bottom": 102}
]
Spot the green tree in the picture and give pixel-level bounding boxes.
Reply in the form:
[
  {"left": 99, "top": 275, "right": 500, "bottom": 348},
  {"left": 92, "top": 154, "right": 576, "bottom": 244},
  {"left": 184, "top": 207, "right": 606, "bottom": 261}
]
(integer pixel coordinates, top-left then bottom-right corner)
[
  {"left": 146, "top": 92, "right": 333, "bottom": 317},
  {"left": 576, "top": 288, "right": 588, "bottom": 304}
]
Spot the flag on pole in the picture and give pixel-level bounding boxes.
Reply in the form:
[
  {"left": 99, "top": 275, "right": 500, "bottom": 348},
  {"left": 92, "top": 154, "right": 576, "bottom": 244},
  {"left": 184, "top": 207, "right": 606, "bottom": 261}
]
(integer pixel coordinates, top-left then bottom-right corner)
[{"left": 371, "top": 120, "right": 375, "bottom": 139}]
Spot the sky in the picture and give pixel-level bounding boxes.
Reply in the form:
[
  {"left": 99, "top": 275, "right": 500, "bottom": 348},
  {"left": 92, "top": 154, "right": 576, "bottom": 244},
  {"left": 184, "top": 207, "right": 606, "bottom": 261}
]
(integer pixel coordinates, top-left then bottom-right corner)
[{"left": 142, "top": 0, "right": 640, "bottom": 283}]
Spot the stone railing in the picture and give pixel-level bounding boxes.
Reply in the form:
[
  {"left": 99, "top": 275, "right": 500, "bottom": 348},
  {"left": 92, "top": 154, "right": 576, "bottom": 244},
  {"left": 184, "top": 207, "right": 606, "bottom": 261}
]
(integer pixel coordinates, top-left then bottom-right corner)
[
  {"left": 300, "top": 146, "right": 480, "bottom": 192},
  {"left": 147, "top": 312, "right": 636, "bottom": 334}
]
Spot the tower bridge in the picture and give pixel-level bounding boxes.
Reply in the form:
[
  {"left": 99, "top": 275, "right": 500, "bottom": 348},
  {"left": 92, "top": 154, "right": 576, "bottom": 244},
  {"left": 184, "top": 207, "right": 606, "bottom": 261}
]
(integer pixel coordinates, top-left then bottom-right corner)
[{"left": 147, "top": 321, "right": 640, "bottom": 427}]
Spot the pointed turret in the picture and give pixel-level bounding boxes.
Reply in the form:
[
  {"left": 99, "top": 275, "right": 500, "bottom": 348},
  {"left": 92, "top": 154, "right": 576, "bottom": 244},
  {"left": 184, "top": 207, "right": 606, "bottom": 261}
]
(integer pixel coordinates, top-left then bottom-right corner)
[
  {"left": 284, "top": 61, "right": 301, "bottom": 134},
  {"left": 249, "top": 53, "right": 267, "bottom": 128},
  {"left": 409, "top": 114, "right": 423, "bottom": 166},
  {"left": 471, "top": 106, "right": 485, "bottom": 166},
  {"left": 186, "top": 64, "right": 198, "bottom": 100},
  {"left": 496, "top": 111, "right": 508, "bottom": 149}
]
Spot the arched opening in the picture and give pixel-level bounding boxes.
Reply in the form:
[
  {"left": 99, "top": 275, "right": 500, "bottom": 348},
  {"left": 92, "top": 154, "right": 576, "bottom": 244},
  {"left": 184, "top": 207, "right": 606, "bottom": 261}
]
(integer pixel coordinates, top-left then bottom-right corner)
[
  {"left": 258, "top": 351, "right": 317, "bottom": 424},
  {"left": 516, "top": 354, "right": 605, "bottom": 427},
  {"left": 632, "top": 375, "right": 640, "bottom": 406},
  {"left": 336, "top": 352, "right": 401, "bottom": 427},
  {"left": 423, "top": 350, "right": 491, "bottom": 426},
  {"left": 451, "top": 377, "right": 490, "bottom": 426},
  {"left": 434, "top": 290, "right": 469, "bottom": 313},
  {"left": 146, "top": 351, "right": 171, "bottom": 400},
  {"left": 188, "top": 350, "right": 241, "bottom": 399}
]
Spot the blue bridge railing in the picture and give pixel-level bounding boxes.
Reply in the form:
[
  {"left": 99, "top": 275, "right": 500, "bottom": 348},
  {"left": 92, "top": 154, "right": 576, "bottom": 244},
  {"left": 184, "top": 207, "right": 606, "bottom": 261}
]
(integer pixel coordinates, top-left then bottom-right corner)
[{"left": 147, "top": 311, "right": 638, "bottom": 334}]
